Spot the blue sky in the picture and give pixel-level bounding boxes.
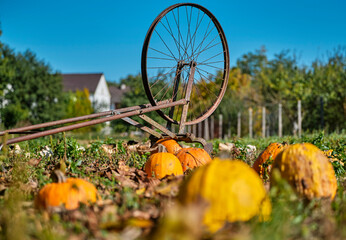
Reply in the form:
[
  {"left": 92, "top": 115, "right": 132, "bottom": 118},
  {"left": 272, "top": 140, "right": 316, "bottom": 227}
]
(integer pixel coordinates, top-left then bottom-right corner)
[{"left": 1, "top": 0, "right": 345, "bottom": 82}]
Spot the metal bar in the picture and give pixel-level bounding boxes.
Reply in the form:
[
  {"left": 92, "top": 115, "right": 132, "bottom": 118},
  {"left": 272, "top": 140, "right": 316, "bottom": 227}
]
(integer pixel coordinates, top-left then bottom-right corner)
[
  {"left": 121, "top": 117, "right": 162, "bottom": 138},
  {"left": 167, "top": 61, "right": 184, "bottom": 130},
  {"left": 0, "top": 100, "right": 170, "bottom": 136},
  {"left": 2, "top": 99, "right": 186, "bottom": 146},
  {"left": 116, "top": 100, "right": 170, "bottom": 114},
  {"left": 0, "top": 111, "right": 114, "bottom": 136},
  {"left": 179, "top": 61, "right": 196, "bottom": 133},
  {"left": 139, "top": 114, "right": 176, "bottom": 138}
]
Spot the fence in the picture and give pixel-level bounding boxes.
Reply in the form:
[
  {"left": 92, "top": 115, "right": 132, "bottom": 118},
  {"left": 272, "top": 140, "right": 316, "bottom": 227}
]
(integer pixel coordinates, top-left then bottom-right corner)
[{"left": 182, "top": 100, "right": 304, "bottom": 140}]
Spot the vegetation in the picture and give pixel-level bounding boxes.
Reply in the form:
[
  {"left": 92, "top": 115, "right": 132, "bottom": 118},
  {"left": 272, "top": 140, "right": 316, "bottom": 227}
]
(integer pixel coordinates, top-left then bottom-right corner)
[
  {"left": 215, "top": 47, "right": 346, "bottom": 136},
  {"left": 0, "top": 41, "right": 65, "bottom": 128},
  {"left": 64, "top": 88, "right": 96, "bottom": 133},
  {"left": 0, "top": 133, "right": 345, "bottom": 239}
]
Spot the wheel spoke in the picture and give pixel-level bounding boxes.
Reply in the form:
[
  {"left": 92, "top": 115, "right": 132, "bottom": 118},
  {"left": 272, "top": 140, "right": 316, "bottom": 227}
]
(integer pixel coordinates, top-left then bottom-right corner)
[
  {"left": 198, "top": 60, "right": 225, "bottom": 65},
  {"left": 192, "top": 40, "right": 222, "bottom": 61},
  {"left": 195, "top": 66, "right": 223, "bottom": 82},
  {"left": 148, "top": 56, "right": 176, "bottom": 61},
  {"left": 161, "top": 16, "right": 185, "bottom": 55},
  {"left": 197, "top": 51, "right": 226, "bottom": 66},
  {"left": 154, "top": 30, "right": 178, "bottom": 61},
  {"left": 172, "top": 9, "right": 187, "bottom": 58},
  {"left": 193, "top": 24, "right": 216, "bottom": 62},
  {"left": 149, "top": 65, "right": 177, "bottom": 88},
  {"left": 195, "top": 69, "right": 219, "bottom": 98},
  {"left": 149, "top": 47, "right": 176, "bottom": 60},
  {"left": 142, "top": 4, "right": 229, "bottom": 125}
]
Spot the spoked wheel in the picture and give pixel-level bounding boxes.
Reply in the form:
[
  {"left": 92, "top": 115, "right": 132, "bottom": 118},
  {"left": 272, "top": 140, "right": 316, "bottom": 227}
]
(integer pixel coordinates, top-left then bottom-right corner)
[{"left": 142, "top": 3, "right": 229, "bottom": 125}]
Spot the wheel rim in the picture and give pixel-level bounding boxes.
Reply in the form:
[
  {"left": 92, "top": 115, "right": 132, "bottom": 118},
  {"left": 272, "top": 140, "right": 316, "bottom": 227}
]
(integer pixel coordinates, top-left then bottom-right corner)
[{"left": 142, "top": 3, "right": 229, "bottom": 125}]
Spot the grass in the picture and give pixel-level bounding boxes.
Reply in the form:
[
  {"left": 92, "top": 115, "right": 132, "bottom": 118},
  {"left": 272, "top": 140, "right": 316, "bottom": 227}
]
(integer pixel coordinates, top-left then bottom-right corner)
[{"left": 0, "top": 132, "right": 345, "bottom": 239}]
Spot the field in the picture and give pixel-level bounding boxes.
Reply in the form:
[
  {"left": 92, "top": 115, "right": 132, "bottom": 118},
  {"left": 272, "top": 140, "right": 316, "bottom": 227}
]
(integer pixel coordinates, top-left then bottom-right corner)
[{"left": 0, "top": 132, "right": 345, "bottom": 240}]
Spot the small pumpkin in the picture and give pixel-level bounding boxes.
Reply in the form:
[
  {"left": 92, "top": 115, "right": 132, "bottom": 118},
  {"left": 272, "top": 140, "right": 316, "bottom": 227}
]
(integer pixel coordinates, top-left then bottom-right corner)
[
  {"left": 253, "top": 142, "right": 286, "bottom": 178},
  {"left": 154, "top": 138, "right": 182, "bottom": 155},
  {"left": 179, "top": 158, "right": 271, "bottom": 232},
  {"left": 35, "top": 170, "right": 100, "bottom": 210},
  {"left": 145, "top": 152, "right": 183, "bottom": 179},
  {"left": 176, "top": 148, "right": 212, "bottom": 172},
  {"left": 271, "top": 143, "right": 337, "bottom": 200}
]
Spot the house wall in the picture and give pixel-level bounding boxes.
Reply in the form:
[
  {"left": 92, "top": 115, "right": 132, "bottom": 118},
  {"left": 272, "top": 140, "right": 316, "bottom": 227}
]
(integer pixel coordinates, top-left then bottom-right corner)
[{"left": 93, "top": 75, "right": 111, "bottom": 112}]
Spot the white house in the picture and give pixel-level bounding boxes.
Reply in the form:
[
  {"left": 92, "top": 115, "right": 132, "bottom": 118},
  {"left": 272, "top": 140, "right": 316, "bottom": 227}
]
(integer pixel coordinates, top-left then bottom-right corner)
[{"left": 62, "top": 73, "right": 111, "bottom": 112}]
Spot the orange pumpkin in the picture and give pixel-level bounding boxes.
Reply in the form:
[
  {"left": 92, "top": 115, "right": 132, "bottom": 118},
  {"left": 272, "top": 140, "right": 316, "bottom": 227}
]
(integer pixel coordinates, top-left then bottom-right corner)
[
  {"left": 145, "top": 152, "right": 183, "bottom": 179},
  {"left": 154, "top": 138, "right": 182, "bottom": 155},
  {"left": 35, "top": 170, "right": 100, "bottom": 210},
  {"left": 253, "top": 142, "right": 286, "bottom": 178},
  {"left": 271, "top": 143, "right": 337, "bottom": 200},
  {"left": 176, "top": 148, "right": 212, "bottom": 172}
]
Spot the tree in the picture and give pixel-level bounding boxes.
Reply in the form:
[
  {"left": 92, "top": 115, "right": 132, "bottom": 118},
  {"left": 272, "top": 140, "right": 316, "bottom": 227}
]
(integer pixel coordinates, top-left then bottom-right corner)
[
  {"left": 64, "top": 88, "right": 94, "bottom": 133},
  {"left": 305, "top": 47, "right": 346, "bottom": 132},
  {"left": 0, "top": 41, "right": 65, "bottom": 128}
]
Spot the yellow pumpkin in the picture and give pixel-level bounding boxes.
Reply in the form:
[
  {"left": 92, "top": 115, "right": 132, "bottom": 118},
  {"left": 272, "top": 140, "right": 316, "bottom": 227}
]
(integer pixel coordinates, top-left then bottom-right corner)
[
  {"left": 271, "top": 143, "right": 337, "bottom": 200},
  {"left": 35, "top": 170, "right": 100, "bottom": 210},
  {"left": 145, "top": 152, "right": 183, "bottom": 179},
  {"left": 179, "top": 158, "right": 271, "bottom": 232},
  {"left": 154, "top": 138, "right": 182, "bottom": 155},
  {"left": 253, "top": 142, "right": 286, "bottom": 178},
  {"left": 176, "top": 148, "right": 212, "bottom": 172}
]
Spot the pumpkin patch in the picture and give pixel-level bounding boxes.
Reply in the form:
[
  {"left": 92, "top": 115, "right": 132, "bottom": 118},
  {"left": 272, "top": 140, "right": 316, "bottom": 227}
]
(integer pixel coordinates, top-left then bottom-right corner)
[{"left": 1, "top": 135, "right": 345, "bottom": 239}]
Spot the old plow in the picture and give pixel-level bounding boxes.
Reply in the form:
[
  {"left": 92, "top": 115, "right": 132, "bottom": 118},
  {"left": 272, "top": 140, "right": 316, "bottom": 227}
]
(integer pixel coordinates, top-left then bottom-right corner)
[{"left": 0, "top": 3, "right": 229, "bottom": 154}]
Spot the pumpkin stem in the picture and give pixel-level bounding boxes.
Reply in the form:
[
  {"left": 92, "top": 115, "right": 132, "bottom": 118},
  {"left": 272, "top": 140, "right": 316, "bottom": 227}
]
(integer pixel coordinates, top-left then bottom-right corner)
[
  {"left": 52, "top": 169, "right": 67, "bottom": 183},
  {"left": 157, "top": 144, "right": 167, "bottom": 153},
  {"left": 58, "top": 158, "right": 67, "bottom": 174}
]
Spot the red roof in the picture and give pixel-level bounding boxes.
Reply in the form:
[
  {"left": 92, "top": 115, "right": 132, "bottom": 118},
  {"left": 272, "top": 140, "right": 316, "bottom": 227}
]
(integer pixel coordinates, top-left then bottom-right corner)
[{"left": 62, "top": 73, "right": 103, "bottom": 93}]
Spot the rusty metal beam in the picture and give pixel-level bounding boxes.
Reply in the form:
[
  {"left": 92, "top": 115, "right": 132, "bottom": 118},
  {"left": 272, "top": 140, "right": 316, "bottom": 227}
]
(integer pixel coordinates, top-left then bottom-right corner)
[
  {"left": 0, "top": 111, "right": 113, "bottom": 136},
  {"left": 138, "top": 114, "right": 176, "bottom": 138},
  {"left": 120, "top": 117, "right": 162, "bottom": 138},
  {"left": 0, "top": 100, "right": 170, "bottom": 136},
  {"left": 179, "top": 61, "right": 196, "bottom": 134},
  {"left": 2, "top": 99, "right": 186, "bottom": 146}
]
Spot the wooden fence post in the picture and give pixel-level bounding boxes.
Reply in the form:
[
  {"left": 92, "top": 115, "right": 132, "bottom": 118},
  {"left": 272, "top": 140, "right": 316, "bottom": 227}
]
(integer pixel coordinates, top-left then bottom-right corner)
[
  {"left": 204, "top": 118, "right": 210, "bottom": 140},
  {"left": 278, "top": 103, "right": 282, "bottom": 137},
  {"left": 262, "top": 106, "right": 266, "bottom": 138},
  {"left": 198, "top": 122, "right": 202, "bottom": 137},
  {"left": 298, "top": 100, "right": 302, "bottom": 138},
  {"left": 249, "top": 108, "right": 253, "bottom": 138},
  {"left": 192, "top": 123, "right": 196, "bottom": 136},
  {"left": 237, "top": 112, "right": 241, "bottom": 138},
  {"left": 219, "top": 114, "right": 223, "bottom": 139},
  {"left": 210, "top": 115, "right": 214, "bottom": 139}
]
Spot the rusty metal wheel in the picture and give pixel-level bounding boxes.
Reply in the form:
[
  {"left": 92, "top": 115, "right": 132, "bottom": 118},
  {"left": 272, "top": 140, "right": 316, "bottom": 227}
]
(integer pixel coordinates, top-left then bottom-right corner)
[{"left": 141, "top": 3, "right": 229, "bottom": 125}]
